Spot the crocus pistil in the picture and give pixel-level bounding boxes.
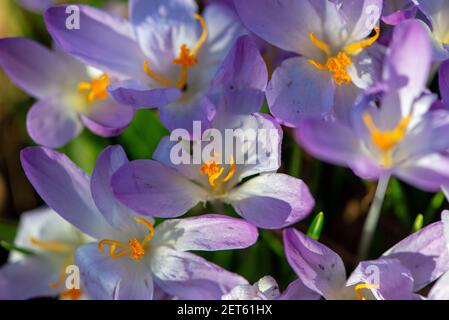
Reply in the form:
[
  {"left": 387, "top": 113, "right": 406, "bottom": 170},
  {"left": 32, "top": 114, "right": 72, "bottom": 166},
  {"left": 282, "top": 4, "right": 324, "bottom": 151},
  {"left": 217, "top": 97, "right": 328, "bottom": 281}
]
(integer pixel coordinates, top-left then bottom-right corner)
[
  {"left": 97, "top": 217, "right": 155, "bottom": 261},
  {"left": 308, "top": 28, "right": 380, "bottom": 85},
  {"left": 143, "top": 13, "right": 208, "bottom": 90},
  {"left": 200, "top": 155, "right": 236, "bottom": 189},
  {"left": 77, "top": 73, "right": 110, "bottom": 104},
  {"left": 30, "top": 237, "right": 83, "bottom": 300},
  {"left": 363, "top": 112, "right": 411, "bottom": 167}
]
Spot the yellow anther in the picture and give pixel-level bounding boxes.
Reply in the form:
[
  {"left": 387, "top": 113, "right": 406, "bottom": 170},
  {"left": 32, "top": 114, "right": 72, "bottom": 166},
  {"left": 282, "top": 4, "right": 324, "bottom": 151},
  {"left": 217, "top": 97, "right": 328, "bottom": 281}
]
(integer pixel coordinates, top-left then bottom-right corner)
[
  {"left": 200, "top": 156, "right": 236, "bottom": 188},
  {"left": 344, "top": 27, "right": 380, "bottom": 55},
  {"left": 309, "top": 32, "right": 331, "bottom": 56},
  {"left": 308, "top": 28, "right": 380, "bottom": 85},
  {"left": 98, "top": 218, "right": 155, "bottom": 261},
  {"left": 77, "top": 73, "right": 110, "bottom": 104},
  {"left": 355, "top": 283, "right": 379, "bottom": 300},
  {"left": 363, "top": 112, "right": 411, "bottom": 167},
  {"left": 143, "top": 14, "right": 208, "bottom": 90},
  {"left": 59, "top": 288, "right": 83, "bottom": 300},
  {"left": 30, "top": 237, "right": 71, "bottom": 253},
  {"left": 143, "top": 60, "right": 176, "bottom": 87}
]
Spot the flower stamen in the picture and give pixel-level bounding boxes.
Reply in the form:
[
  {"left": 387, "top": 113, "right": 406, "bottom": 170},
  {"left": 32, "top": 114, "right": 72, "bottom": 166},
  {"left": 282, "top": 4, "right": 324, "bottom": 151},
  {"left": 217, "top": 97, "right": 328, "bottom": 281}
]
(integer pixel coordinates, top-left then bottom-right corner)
[
  {"left": 77, "top": 73, "right": 110, "bottom": 104},
  {"left": 200, "top": 155, "right": 236, "bottom": 187},
  {"left": 143, "top": 14, "right": 208, "bottom": 90},
  {"left": 363, "top": 112, "right": 411, "bottom": 167},
  {"left": 98, "top": 218, "right": 155, "bottom": 261},
  {"left": 308, "top": 28, "right": 380, "bottom": 85}
]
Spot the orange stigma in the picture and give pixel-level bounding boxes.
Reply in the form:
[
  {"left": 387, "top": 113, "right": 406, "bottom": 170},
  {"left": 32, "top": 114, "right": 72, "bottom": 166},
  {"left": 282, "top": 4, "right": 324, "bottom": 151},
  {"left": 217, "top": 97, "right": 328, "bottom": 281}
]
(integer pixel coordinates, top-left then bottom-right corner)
[
  {"left": 363, "top": 112, "right": 411, "bottom": 167},
  {"left": 98, "top": 218, "right": 155, "bottom": 261},
  {"left": 60, "top": 288, "right": 83, "bottom": 300},
  {"left": 354, "top": 283, "right": 379, "bottom": 300},
  {"left": 308, "top": 27, "right": 380, "bottom": 85},
  {"left": 200, "top": 155, "right": 236, "bottom": 188},
  {"left": 77, "top": 73, "right": 110, "bottom": 104},
  {"left": 143, "top": 14, "right": 208, "bottom": 90}
]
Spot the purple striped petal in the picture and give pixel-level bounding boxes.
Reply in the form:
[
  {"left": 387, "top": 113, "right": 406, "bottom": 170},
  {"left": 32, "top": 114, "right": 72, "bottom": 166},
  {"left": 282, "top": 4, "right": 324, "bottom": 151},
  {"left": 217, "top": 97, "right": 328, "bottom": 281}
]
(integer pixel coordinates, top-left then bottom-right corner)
[
  {"left": 27, "top": 96, "right": 82, "bottom": 148},
  {"left": 283, "top": 228, "right": 346, "bottom": 299},
  {"left": 20, "top": 147, "right": 114, "bottom": 239},
  {"left": 45, "top": 5, "right": 144, "bottom": 78},
  {"left": 111, "top": 160, "right": 208, "bottom": 218},
  {"left": 384, "top": 217, "right": 449, "bottom": 291},
  {"left": 229, "top": 174, "right": 314, "bottom": 229},
  {"left": 0, "top": 37, "right": 65, "bottom": 99},
  {"left": 267, "top": 57, "right": 335, "bottom": 127},
  {"left": 151, "top": 247, "right": 247, "bottom": 300},
  {"left": 154, "top": 214, "right": 258, "bottom": 251}
]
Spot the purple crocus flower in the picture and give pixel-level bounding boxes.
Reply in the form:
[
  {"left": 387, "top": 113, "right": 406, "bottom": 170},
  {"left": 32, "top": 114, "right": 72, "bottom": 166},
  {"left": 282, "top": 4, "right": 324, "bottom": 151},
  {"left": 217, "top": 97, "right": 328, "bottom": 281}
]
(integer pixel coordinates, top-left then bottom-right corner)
[
  {"left": 44, "top": 0, "right": 245, "bottom": 132},
  {"left": 0, "top": 207, "right": 92, "bottom": 300},
  {"left": 234, "top": 0, "right": 383, "bottom": 126},
  {"left": 411, "top": 0, "right": 449, "bottom": 61},
  {"left": 296, "top": 20, "right": 449, "bottom": 191},
  {"left": 222, "top": 275, "right": 320, "bottom": 300},
  {"left": 283, "top": 211, "right": 449, "bottom": 300},
  {"left": 0, "top": 38, "right": 134, "bottom": 148},
  {"left": 20, "top": 145, "right": 258, "bottom": 299},
  {"left": 111, "top": 109, "right": 314, "bottom": 230}
]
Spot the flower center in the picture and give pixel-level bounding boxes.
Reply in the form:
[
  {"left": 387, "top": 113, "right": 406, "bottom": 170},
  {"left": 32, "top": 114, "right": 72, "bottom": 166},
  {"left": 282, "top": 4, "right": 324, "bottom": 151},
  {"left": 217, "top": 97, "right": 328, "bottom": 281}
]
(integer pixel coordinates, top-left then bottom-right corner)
[
  {"left": 30, "top": 237, "right": 81, "bottom": 299},
  {"left": 363, "top": 112, "right": 411, "bottom": 167},
  {"left": 98, "top": 218, "right": 155, "bottom": 261},
  {"left": 200, "top": 155, "right": 236, "bottom": 188},
  {"left": 77, "top": 73, "right": 110, "bottom": 104},
  {"left": 59, "top": 288, "right": 83, "bottom": 300},
  {"left": 308, "top": 28, "right": 380, "bottom": 85},
  {"left": 143, "top": 14, "right": 208, "bottom": 90},
  {"left": 354, "top": 283, "right": 379, "bottom": 300}
]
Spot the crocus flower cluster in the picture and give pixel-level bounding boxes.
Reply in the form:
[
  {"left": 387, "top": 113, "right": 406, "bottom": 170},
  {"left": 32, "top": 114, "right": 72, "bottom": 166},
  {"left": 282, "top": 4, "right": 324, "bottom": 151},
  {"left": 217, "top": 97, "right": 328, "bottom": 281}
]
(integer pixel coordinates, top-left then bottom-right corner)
[{"left": 1, "top": 0, "right": 449, "bottom": 301}]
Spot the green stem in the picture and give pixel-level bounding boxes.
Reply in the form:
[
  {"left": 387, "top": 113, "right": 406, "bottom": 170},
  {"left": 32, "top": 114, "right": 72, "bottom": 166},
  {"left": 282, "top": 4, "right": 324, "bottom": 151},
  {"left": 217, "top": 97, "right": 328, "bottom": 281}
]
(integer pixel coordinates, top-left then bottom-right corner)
[{"left": 357, "top": 175, "right": 390, "bottom": 260}]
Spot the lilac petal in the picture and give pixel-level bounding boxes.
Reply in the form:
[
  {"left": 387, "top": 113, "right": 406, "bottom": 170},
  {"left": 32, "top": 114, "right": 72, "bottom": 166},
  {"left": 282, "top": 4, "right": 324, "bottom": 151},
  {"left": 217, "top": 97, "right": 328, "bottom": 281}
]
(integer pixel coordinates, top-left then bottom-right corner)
[
  {"left": 26, "top": 96, "right": 83, "bottom": 148},
  {"left": 439, "top": 60, "right": 449, "bottom": 106},
  {"left": 0, "top": 256, "right": 60, "bottom": 300},
  {"left": 75, "top": 243, "right": 153, "bottom": 300},
  {"left": 295, "top": 118, "right": 383, "bottom": 180},
  {"left": 234, "top": 0, "right": 325, "bottom": 57},
  {"left": 0, "top": 37, "right": 65, "bottom": 99},
  {"left": 108, "top": 80, "right": 182, "bottom": 109},
  {"left": 151, "top": 247, "right": 247, "bottom": 300},
  {"left": 112, "top": 160, "right": 208, "bottom": 218},
  {"left": 209, "top": 35, "right": 267, "bottom": 115},
  {"left": 383, "top": 219, "right": 449, "bottom": 290},
  {"left": 203, "top": 2, "right": 245, "bottom": 60},
  {"left": 383, "top": 19, "right": 432, "bottom": 111},
  {"left": 339, "top": 0, "right": 383, "bottom": 41},
  {"left": 283, "top": 228, "right": 346, "bottom": 299},
  {"left": 347, "top": 258, "right": 416, "bottom": 300},
  {"left": 153, "top": 214, "right": 258, "bottom": 251},
  {"left": 159, "top": 95, "right": 216, "bottom": 133},
  {"left": 81, "top": 99, "right": 135, "bottom": 137},
  {"left": 20, "top": 147, "right": 115, "bottom": 239},
  {"left": 45, "top": 5, "right": 144, "bottom": 78},
  {"left": 428, "top": 271, "right": 449, "bottom": 300},
  {"left": 396, "top": 153, "right": 449, "bottom": 192},
  {"left": 267, "top": 57, "right": 335, "bottom": 127},
  {"left": 228, "top": 174, "right": 315, "bottom": 229},
  {"left": 91, "top": 146, "right": 141, "bottom": 232},
  {"left": 382, "top": 6, "right": 418, "bottom": 25},
  {"left": 279, "top": 279, "right": 321, "bottom": 300}
]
